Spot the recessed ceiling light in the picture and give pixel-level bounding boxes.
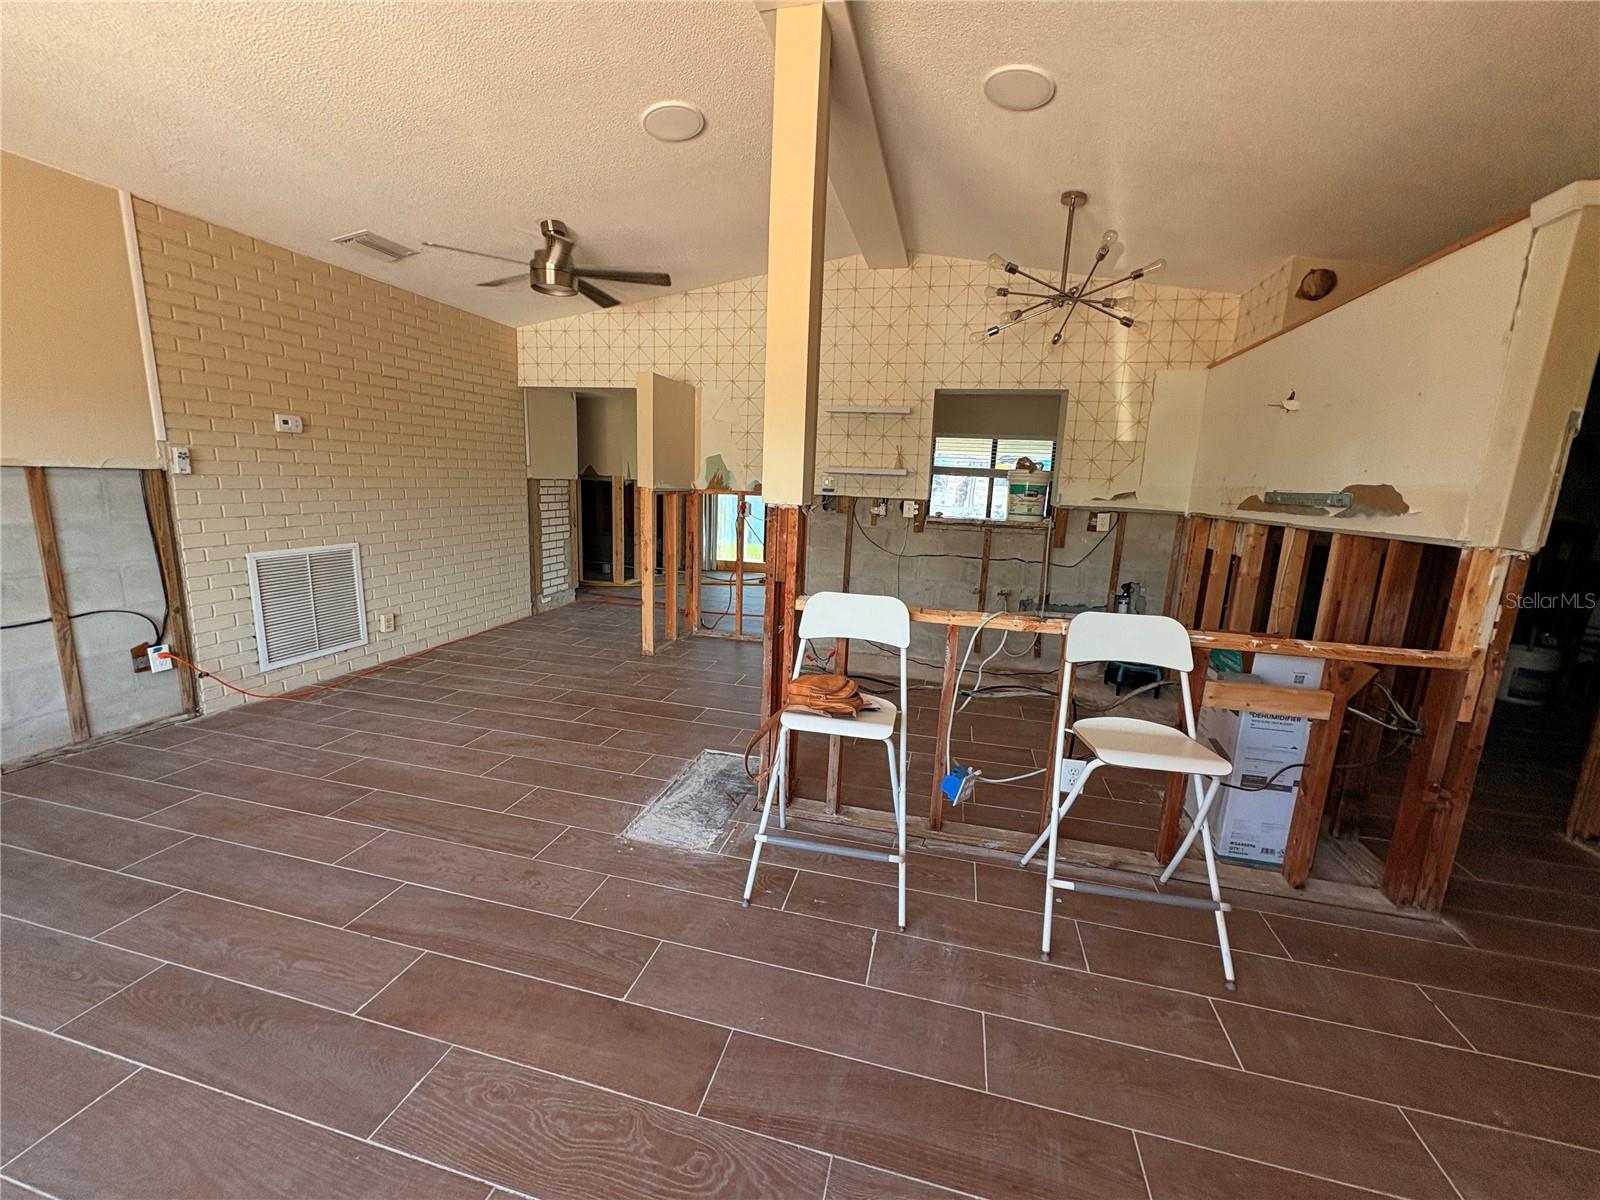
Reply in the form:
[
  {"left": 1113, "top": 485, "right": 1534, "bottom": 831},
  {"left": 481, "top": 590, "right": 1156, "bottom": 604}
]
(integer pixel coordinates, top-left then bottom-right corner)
[
  {"left": 641, "top": 101, "right": 705, "bottom": 143},
  {"left": 983, "top": 64, "right": 1055, "bottom": 112}
]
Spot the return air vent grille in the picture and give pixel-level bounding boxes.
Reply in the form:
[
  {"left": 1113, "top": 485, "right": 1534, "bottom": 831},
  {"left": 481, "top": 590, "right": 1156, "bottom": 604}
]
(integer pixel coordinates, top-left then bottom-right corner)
[{"left": 246, "top": 543, "right": 368, "bottom": 672}]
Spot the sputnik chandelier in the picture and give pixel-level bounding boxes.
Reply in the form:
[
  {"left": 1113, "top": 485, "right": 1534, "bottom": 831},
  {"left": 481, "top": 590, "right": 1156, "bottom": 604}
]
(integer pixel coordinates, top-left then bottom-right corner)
[{"left": 974, "top": 189, "right": 1166, "bottom": 345}]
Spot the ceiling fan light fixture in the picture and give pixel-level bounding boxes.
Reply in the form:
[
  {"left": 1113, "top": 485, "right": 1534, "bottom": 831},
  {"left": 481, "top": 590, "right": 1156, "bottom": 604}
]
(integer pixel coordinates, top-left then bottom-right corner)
[
  {"left": 983, "top": 64, "right": 1055, "bottom": 112},
  {"left": 641, "top": 100, "right": 706, "bottom": 142}
]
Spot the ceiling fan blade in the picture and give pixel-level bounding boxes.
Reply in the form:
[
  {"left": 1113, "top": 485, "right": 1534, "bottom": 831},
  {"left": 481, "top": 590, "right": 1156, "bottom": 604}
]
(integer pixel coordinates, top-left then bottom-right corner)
[
  {"left": 477, "top": 273, "right": 529, "bottom": 288},
  {"left": 577, "top": 279, "right": 622, "bottom": 309},
  {"left": 575, "top": 267, "right": 672, "bottom": 287},
  {"left": 422, "top": 241, "right": 528, "bottom": 266}
]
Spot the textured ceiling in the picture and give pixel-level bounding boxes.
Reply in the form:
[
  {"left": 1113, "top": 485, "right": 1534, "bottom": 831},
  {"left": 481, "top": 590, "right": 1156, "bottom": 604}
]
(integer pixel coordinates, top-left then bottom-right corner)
[{"left": 2, "top": 1, "right": 1596, "bottom": 326}]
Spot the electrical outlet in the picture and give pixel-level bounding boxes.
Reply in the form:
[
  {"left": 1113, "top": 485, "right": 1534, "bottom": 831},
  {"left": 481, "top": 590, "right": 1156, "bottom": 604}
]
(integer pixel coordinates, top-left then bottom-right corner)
[
  {"left": 900, "top": 500, "right": 919, "bottom": 519},
  {"left": 148, "top": 644, "right": 173, "bottom": 673},
  {"left": 870, "top": 500, "right": 888, "bottom": 517},
  {"left": 170, "top": 446, "right": 193, "bottom": 475},
  {"left": 1058, "top": 758, "right": 1091, "bottom": 795},
  {"left": 375, "top": 612, "right": 396, "bottom": 634},
  {"left": 131, "top": 642, "right": 151, "bottom": 674}
]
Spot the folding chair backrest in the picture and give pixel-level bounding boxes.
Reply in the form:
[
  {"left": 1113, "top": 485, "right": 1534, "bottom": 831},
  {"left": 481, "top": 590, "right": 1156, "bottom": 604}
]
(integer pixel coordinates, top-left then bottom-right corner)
[
  {"left": 797, "top": 591, "right": 912, "bottom": 648},
  {"left": 1064, "top": 611, "right": 1194, "bottom": 672}
]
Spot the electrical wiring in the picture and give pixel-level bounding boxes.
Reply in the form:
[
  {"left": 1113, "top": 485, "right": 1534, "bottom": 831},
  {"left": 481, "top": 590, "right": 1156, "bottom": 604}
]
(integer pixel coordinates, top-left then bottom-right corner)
[{"left": 1, "top": 608, "right": 162, "bottom": 642}]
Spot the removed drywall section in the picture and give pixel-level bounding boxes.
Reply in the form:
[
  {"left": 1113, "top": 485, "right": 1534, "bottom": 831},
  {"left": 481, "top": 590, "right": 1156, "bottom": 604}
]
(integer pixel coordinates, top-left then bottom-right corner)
[
  {"left": 0, "top": 468, "right": 69, "bottom": 760},
  {"left": 575, "top": 389, "right": 637, "bottom": 478},
  {"left": 1194, "top": 219, "right": 1534, "bottom": 544},
  {"left": 805, "top": 506, "right": 1176, "bottom": 672},
  {"left": 47, "top": 468, "right": 183, "bottom": 736},
  {"left": 0, "top": 153, "right": 160, "bottom": 468},
  {"left": 525, "top": 388, "right": 578, "bottom": 479},
  {"left": 0, "top": 467, "right": 184, "bottom": 763},
  {"left": 133, "top": 200, "right": 528, "bottom": 711}
]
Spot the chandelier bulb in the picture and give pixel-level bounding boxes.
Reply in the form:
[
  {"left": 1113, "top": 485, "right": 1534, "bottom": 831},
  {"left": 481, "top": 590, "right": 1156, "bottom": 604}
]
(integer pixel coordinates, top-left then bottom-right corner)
[
  {"left": 987, "top": 253, "right": 1007, "bottom": 270},
  {"left": 1006, "top": 309, "right": 1023, "bottom": 322},
  {"left": 986, "top": 285, "right": 1009, "bottom": 298},
  {"left": 1134, "top": 258, "right": 1166, "bottom": 279},
  {"left": 970, "top": 325, "right": 1001, "bottom": 343},
  {"left": 1050, "top": 331, "right": 1064, "bottom": 346},
  {"left": 1100, "top": 229, "right": 1119, "bottom": 249}
]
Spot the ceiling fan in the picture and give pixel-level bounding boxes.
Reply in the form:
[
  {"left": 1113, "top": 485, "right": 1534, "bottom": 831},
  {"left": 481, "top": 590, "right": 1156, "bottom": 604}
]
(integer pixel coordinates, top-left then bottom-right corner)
[{"left": 423, "top": 219, "right": 671, "bottom": 309}]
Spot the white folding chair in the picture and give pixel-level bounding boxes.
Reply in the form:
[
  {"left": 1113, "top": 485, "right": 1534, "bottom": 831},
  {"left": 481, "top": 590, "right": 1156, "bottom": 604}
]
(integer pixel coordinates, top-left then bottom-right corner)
[
  {"left": 741, "top": 592, "right": 911, "bottom": 929},
  {"left": 1019, "top": 611, "right": 1239, "bottom": 988}
]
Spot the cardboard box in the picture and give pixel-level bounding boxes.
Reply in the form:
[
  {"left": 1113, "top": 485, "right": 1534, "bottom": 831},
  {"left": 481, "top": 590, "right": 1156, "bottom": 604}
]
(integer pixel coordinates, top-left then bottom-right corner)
[{"left": 1190, "top": 654, "right": 1320, "bottom": 867}]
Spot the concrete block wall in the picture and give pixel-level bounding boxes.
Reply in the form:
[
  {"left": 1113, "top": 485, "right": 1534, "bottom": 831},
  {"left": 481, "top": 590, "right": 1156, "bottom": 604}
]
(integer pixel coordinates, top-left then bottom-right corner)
[
  {"left": 533, "top": 479, "right": 575, "bottom": 611},
  {"left": 132, "top": 201, "right": 529, "bottom": 710},
  {"left": 805, "top": 506, "right": 1178, "bottom": 679},
  {"left": 1, "top": 468, "right": 69, "bottom": 759},
  {"left": 1, "top": 467, "right": 185, "bottom": 763}
]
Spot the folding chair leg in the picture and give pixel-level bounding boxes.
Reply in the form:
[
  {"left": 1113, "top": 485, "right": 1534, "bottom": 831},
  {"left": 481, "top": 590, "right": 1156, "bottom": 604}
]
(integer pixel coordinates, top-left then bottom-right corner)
[
  {"left": 741, "top": 737, "right": 787, "bottom": 908},
  {"left": 1038, "top": 766, "right": 1094, "bottom": 961},
  {"left": 1195, "top": 786, "right": 1237, "bottom": 990},
  {"left": 1158, "top": 772, "right": 1216, "bottom": 885},
  {"left": 885, "top": 741, "right": 906, "bottom": 932}
]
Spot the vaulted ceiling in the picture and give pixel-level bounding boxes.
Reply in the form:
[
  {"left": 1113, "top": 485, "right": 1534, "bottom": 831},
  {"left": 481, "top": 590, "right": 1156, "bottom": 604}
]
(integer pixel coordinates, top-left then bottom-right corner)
[{"left": 3, "top": 1, "right": 1596, "bottom": 325}]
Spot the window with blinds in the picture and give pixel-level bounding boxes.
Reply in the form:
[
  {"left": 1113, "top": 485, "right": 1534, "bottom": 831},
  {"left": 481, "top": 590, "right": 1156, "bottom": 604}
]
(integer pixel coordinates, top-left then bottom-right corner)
[
  {"left": 246, "top": 543, "right": 369, "bottom": 671},
  {"left": 929, "top": 436, "right": 1056, "bottom": 520}
]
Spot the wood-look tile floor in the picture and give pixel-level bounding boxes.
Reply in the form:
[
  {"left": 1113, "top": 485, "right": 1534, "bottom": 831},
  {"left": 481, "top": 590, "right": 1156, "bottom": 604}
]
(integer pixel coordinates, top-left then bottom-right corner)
[{"left": 3, "top": 597, "right": 1599, "bottom": 1199}]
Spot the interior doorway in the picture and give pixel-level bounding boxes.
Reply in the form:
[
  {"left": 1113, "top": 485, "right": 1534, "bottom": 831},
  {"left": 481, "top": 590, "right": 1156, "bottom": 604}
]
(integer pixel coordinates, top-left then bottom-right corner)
[{"left": 573, "top": 388, "right": 637, "bottom": 585}]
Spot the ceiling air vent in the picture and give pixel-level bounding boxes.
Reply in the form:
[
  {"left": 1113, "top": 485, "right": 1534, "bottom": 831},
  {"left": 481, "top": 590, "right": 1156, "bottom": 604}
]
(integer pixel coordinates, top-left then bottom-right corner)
[
  {"left": 331, "top": 230, "right": 418, "bottom": 262},
  {"left": 246, "top": 544, "right": 369, "bottom": 672}
]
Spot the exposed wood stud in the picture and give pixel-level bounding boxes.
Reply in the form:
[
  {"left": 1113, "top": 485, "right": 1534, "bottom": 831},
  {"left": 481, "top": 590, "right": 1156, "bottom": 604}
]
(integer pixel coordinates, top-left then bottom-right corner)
[
  {"left": 1172, "top": 517, "right": 1212, "bottom": 625},
  {"left": 25, "top": 466, "right": 91, "bottom": 741},
  {"left": 528, "top": 480, "right": 544, "bottom": 602},
  {"left": 1104, "top": 515, "right": 1127, "bottom": 614},
  {"left": 684, "top": 493, "right": 702, "bottom": 634},
  {"left": 734, "top": 495, "right": 746, "bottom": 640},
  {"left": 1163, "top": 516, "right": 1188, "bottom": 617},
  {"left": 929, "top": 624, "right": 961, "bottom": 832},
  {"left": 663, "top": 492, "right": 681, "bottom": 643},
  {"left": 611, "top": 475, "right": 628, "bottom": 585},
  {"left": 1225, "top": 524, "right": 1270, "bottom": 632},
  {"left": 1569, "top": 703, "right": 1600, "bottom": 841},
  {"left": 825, "top": 497, "right": 856, "bottom": 814},
  {"left": 638, "top": 486, "right": 656, "bottom": 655},
  {"left": 1280, "top": 660, "right": 1370, "bottom": 888},
  {"left": 1266, "top": 526, "right": 1312, "bottom": 636},
  {"left": 975, "top": 526, "right": 994, "bottom": 652},
  {"left": 140, "top": 468, "right": 198, "bottom": 715},
  {"left": 568, "top": 480, "right": 582, "bottom": 587},
  {"left": 1199, "top": 519, "right": 1237, "bottom": 629},
  {"left": 1314, "top": 535, "right": 1387, "bottom": 642}
]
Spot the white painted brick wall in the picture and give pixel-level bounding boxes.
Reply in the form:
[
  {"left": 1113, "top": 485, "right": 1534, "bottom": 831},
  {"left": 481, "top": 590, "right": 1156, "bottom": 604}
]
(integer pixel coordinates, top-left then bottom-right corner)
[
  {"left": 133, "top": 200, "right": 531, "bottom": 711},
  {"left": 533, "top": 478, "right": 573, "bottom": 609}
]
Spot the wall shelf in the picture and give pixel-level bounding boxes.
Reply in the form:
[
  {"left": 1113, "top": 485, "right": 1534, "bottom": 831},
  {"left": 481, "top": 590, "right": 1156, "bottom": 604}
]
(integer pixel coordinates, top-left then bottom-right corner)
[
  {"left": 825, "top": 405, "right": 914, "bottom": 416},
  {"left": 825, "top": 466, "right": 911, "bottom": 476}
]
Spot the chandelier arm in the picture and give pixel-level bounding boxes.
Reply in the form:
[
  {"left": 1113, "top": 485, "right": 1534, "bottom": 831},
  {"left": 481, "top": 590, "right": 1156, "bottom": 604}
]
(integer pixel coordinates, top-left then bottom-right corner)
[
  {"left": 1077, "top": 297, "right": 1135, "bottom": 328},
  {"left": 1008, "top": 266, "right": 1059, "bottom": 292},
  {"left": 1050, "top": 241, "right": 1112, "bottom": 345},
  {"left": 1081, "top": 271, "right": 1141, "bottom": 298},
  {"left": 999, "top": 289, "right": 1060, "bottom": 299},
  {"left": 999, "top": 299, "right": 1058, "bottom": 327}
]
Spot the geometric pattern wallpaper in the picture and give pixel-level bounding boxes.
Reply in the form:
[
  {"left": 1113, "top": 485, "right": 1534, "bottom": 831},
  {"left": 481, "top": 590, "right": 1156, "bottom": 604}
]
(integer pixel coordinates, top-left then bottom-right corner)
[
  {"left": 1229, "top": 259, "right": 1295, "bottom": 354},
  {"left": 520, "top": 254, "right": 1237, "bottom": 501}
]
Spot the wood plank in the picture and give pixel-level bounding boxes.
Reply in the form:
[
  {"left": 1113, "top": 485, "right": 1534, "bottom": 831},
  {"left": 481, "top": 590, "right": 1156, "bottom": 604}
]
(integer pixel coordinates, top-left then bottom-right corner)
[
  {"left": 1281, "top": 661, "right": 1356, "bottom": 888},
  {"left": 826, "top": 496, "right": 856, "bottom": 813},
  {"left": 976, "top": 524, "right": 994, "bottom": 651},
  {"left": 611, "top": 475, "right": 626, "bottom": 584},
  {"left": 1570, "top": 703, "right": 1600, "bottom": 841},
  {"left": 1266, "top": 526, "right": 1313, "bottom": 636},
  {"left": 1104, "top": 515, "right": 1127, "bottom": 613},
  {"left": 639, "top": 484, "right": 655, "bottom": 655},
  {"left": 376, "top": 1048, "right": 828, "bottom": 1200},
  {"left": 1384, "top": 554, "right": 1528, "bottom": 909},
  {"left": 1172, "top": 517, "right": 1212, "bottom": 625},
  {"left": 1201, "top": 679, "right": 1335, "bottom": 721},
  {"left": 1163, "top": 515, "right": 1188, "bottom": 617},
  {"left": 663, "top": 490, "right": 681, "bottom": 642},
  {"left": 734, "top": 493, "right": 746, "bottom": 639},
  {"left": 1314, "top": 535, "right": 1387, "bottom": 642},
  {"left": 810, "top": 597, "right": 1478, "bottom": 670},
  {"left": 140, "top": 468, "right": 198, "bottom": 713},
  {"left": 25, "top": 466, "right": 90, "bottom": 741},
  {"left": 5, "top": 1058, "right": 486, "bottom": 1200},
  {"left": 62, "top": 964, "right": 444, "bottom": 1136},
  {"left": 568, "top": 478, "right": 581, "bottom": 586},
  {"left": 684, "top": 490, "right": 701, "bottom": 633},
  {"left": 1199, "top": 520, "right": 1238, "bottom": 630},
  {"left": 1225, "top": 524, "right": 1270, "bottom": 632},
  {"left": 928, "top": 624, "right": 961, "bottom": 831}
]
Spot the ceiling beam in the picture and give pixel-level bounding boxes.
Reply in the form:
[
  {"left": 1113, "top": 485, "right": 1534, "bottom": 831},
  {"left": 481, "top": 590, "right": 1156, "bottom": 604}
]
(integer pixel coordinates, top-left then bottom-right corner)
[{"left": 756, "top": 0, "right": 909, "bottom": 269}]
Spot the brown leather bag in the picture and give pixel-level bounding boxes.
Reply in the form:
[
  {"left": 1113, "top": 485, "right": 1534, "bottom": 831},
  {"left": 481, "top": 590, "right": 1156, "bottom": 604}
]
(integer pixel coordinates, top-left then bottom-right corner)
[{"left": 743, "top": 673, "right": 865, "bottom": 783}]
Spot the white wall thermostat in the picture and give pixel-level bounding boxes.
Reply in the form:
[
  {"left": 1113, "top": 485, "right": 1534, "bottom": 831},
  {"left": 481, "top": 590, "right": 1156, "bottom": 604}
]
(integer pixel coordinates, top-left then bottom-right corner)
[
  {"left": 274, "top": 413, "right": 305, "bottom": 434},
  {"left": 170, "top": 445, "right": 193, "bottom": 475}
]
